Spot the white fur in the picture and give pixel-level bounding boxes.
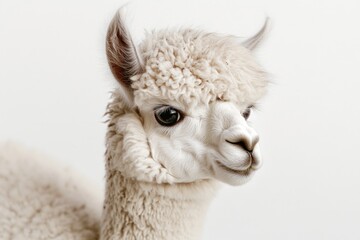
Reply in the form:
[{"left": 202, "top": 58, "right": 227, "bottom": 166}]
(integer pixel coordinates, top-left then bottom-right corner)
[{"left": 0, "top": 8, "right": 269, "bottom": 240}]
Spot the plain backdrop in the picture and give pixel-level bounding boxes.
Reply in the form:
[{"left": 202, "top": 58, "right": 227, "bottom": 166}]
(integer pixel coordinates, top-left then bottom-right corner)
[{"left": 1, "top": 0, "right": 360, "bottom": 239}]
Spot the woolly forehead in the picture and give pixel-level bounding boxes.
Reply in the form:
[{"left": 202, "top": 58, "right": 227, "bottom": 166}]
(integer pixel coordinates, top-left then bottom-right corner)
[{"left": 130, "top": 29, "right": 268, "bottom": 110}]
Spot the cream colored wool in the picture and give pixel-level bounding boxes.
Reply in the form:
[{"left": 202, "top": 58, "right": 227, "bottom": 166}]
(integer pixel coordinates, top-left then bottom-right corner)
[
  {"left": 101, "top": 171, "right": 217, "bottom": 240},
  {"left": 0, "top": 8, "right": 269, "bottom": 240},
  {"left": 133, "top": 29, "right": 267, "bottom": 108}
]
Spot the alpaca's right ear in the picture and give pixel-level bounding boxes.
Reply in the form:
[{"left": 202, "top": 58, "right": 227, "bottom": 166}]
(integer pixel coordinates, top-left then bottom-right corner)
[
  {"left": 242, "top": 17, "right": 270, "bottom": 51},
  {"left": 106, "top": 8, "right": 144, "bottom": 107}
]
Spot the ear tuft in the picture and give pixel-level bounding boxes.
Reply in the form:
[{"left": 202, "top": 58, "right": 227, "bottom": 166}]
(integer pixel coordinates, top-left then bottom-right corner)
[
  {"left": 242, "top": 17, "right": 270, "bottom": 51},
  {"left": 106, "top": 7, "right": 144, "bottom": 107}
]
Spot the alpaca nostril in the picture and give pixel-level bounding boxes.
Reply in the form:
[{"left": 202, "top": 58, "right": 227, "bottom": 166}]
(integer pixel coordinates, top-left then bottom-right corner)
[{"left": 226, "top": 136, "right": 259, "bottom": 152}]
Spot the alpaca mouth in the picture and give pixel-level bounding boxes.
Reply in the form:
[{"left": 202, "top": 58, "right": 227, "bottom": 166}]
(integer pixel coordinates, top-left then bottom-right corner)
[{"left": 216, "top": 161, "right": 253, "bottom": 175}]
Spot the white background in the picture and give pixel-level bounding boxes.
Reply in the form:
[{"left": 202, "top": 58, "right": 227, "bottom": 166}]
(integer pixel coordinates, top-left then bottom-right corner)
[{"left": 1, "top": 0, "right": 360, "bottom": 239}]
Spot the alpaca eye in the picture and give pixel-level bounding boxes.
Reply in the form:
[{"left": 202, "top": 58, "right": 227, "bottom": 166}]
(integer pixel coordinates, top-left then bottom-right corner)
[
  {"left": 242, "top": 107, "right": 252, "bottom": 120},
  {"left": 154, "top": 106, "right": 182, "bottom": 127}
]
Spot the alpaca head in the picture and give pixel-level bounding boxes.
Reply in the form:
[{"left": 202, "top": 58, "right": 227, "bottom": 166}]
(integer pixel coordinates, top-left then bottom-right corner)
[{"left": 105, "top": 10, "right": 268, "bottom": 186}]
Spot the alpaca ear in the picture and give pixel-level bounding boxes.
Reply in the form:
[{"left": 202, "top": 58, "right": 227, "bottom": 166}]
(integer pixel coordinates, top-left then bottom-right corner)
[
  {"left": 106, "top": 8, "right": 144, "bottom": 107},
  {"left": 242, "top": 17, "right": 270, "bottom": 51}
]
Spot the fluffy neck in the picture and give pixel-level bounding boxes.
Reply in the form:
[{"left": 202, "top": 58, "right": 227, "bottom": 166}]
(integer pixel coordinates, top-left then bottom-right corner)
[
  {"left": 100, "top": 171, "right": 217, "bottom": 240},
  {"left": 102, "top": 95, "right": 218, "bottom": 239}
]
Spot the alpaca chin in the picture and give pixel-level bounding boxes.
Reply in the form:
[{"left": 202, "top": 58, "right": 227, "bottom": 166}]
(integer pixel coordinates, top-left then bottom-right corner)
[{"left": 214, "top": 160, "right": 257, "bottom": 186}]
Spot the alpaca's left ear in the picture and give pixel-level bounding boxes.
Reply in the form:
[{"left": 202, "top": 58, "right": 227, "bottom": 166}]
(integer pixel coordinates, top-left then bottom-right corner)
[
  {"left": 106, "top": 8, "right": 144, "bottom": 107},
  {"left": 242, "top": 17, "right": 270, "bottom": 51}
]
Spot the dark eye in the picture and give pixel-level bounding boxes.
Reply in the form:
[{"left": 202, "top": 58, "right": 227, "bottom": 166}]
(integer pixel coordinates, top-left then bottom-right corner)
[
  {"left": 242, "top": 106, "right": 252, "bottom": 120},
  {"left": 154, "top": 106, "right": 183, "bottom": 126}
]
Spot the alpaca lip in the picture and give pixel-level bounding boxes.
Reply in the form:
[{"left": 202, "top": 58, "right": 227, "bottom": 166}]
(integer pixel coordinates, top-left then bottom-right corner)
[{"left": 216, "top": 161, "right": 253, "bottom": 175}]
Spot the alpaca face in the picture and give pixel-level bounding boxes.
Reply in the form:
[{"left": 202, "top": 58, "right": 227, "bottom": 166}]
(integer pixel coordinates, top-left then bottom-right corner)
[
  {"left": 138, "top": 99, "right": 262, "bottom": 185},
  {"left": 106, "top": 10, "right": 268, "bottom": 185}
]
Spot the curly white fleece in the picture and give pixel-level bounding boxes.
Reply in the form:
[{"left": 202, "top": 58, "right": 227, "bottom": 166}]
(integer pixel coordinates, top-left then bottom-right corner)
[
  {"left": 132, "top": 29, "right": 267, "bottom": 108},
  {"left": 0, "top": 142, "right": 100, "bottom": 240}
]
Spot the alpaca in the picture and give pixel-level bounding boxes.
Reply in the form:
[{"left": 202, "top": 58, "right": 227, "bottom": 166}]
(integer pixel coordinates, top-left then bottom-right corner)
[
  {"left": 0, "top": 9, "right": 269, "bottom": 240},
  {"left": 101, "top": 10, "right": 268, "bottom": 240}
]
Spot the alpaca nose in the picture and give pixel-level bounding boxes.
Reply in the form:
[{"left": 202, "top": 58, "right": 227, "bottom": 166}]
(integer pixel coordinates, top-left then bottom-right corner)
[{"left": 226, "top": 135, "right": 259, "bottom": 152}]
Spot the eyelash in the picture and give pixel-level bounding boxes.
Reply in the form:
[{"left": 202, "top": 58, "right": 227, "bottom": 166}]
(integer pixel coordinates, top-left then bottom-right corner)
[{"left": 243, "top": 105, "right": 255, "bottom": 120}]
